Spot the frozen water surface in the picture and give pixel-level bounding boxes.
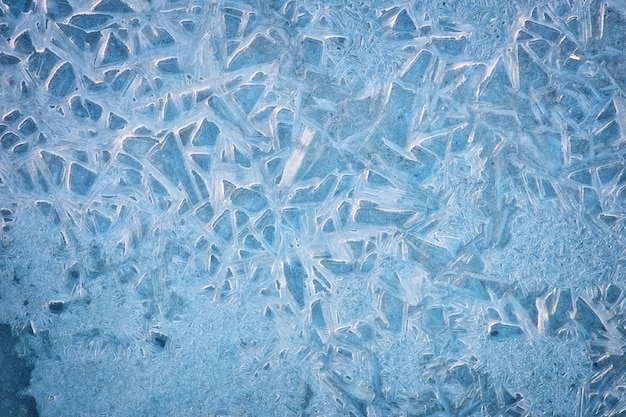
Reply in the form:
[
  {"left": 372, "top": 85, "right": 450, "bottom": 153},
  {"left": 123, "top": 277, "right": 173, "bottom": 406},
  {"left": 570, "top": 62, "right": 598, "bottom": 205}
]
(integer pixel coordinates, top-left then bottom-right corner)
[{"left": 1, "top": 0, "right": 626, "bottom": 416}]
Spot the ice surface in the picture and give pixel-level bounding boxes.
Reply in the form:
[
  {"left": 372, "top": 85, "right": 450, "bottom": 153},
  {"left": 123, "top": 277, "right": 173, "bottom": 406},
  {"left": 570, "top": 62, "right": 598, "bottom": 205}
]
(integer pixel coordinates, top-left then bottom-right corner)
[{"left": 1, "top": 0, "right": 626, "bottom": 416}]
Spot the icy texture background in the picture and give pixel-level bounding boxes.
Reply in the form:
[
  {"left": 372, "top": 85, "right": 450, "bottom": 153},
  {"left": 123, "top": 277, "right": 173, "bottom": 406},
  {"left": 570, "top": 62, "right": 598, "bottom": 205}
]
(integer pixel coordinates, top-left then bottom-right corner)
[{"left": 1, "top": 0, "right": 626, "bottom": 416}]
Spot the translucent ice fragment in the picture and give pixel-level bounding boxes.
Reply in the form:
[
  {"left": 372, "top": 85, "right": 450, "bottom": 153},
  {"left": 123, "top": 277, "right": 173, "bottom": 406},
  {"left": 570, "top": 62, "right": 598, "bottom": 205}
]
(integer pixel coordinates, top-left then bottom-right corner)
[
  {"left": 235, "top": 210, "right": 249, "bottom": 227},
  {"left": 243, "top": 234, "right": 262, "bottom": 250},
  {"left": 148, "top": 174, "right": 168, "bottom": 196},
  {"left": 143, "top": 26, "right": 175, "bottom": 47},
  {"left": 302, "top": 37, "right": 323, "bottom": 66},
  {"left": 122, "top": 135, "right": 157, "bottom": 158},
  {"left": 107, "top": 112, "right": 127, "bottom": 130},
  {"left": 401, "top": 50, "right": 432, "bottom": 84},
  {"left": 233, "top": 84, "right": 264, "bottom": 114},
  {"left": 3, "top": 109, "right": 21, "bottom": 122},
  {"left": 116, "top": 153, "right": 142, "bottom": 170},
  {"left": 281, "top": 208, "right": 302, "bottom": 232},
  {"left": 28, "top": 49, "right": 59, "bottom": 81},
  {"left": 192, "top": 171, "right": 209, "bottom": 199},
  {"left": 569, "top": 169, "right": 592, "bottom": 185},
  {"left": 17, "top": 117, "right": 36, "bottom": 135},
  {"left": 69, "top": 162, "right": 97, "bottom": 195},
  {"left": 83, "top": 75, "right": 106, "bottom": 91},
  {"left": 207, "top": 95, "right": 240, "bottom": 126},
  {"left": 93, "top": 0, "right": 133, "bottom": 13},
  {"left": 354, "top": 206, "right": 412, "bottom": 226},
  {"left": 17, "top": 165, "right": 35, "bottom": 191},
  {"left": 0, "top": 53, "right": 20, "bottom": 65},
  {"left": 41, "top": 150, "right": 65, "bottom": 185},
  {"left": 432, "top": 37, "right": 468, "bottom": 56},
  {"left": 84, "top": 99, "right": 102, "bottom": 121},
  {"left": 524, "top": 20, "right": 561, "bottom": 42},
  {"left": 192, "top": 118, "right": 219, "bottom": 146},
  {"left": 229, "top": 35, "right": 281, "bottom": 71},
  {"left": 172, "top": 122, "right": 192, "bottom": 144},
  {"left": 47, "top": 62, "right": 75, "bottom": 97},
  {"left": 423, "top": 307, "right": 446, "bottom": 332},
  {"left": 311, "top": 299, "right": 326, "bottom": 328},
  {"left": 213, "top": 210, "right": 233, "bottom": 241},
  {"left": 180, "top": 20, "right": 194, "bottom": 33},
  {"left": 393, "top": 9, "right": 417, "bottom": 39},
  {"left": 230, "top": 187, "right": 268, "bottom": 213},
  {"left": 101, "top": 33, "right": 129, "bottom": 65},
  {"left": 529, "top": 39, "right": 550, "bottom": 59},
  {"left": 223, "top": 8, "right": 242, "bottom": 38},
  {"left": 111, "top": 69, "right": 134, "bottom": 91},
  {"left": 290, "top": 175, "right": 336, "bottom": 204},
  {"left": 190, "top": 154, "right": 210, "bottom": 172},
  {"left": 546, "top": 289, "right": 573, "bottom": 334},
  {"left": 233, "top": 147, "right": 251, "bottom": 168},
  {"left": 3, "top": 0, "right": 33, "bottom": 16},
  {"left": 381, "top": 292, "right": 403, "bottom": 333},
  {"left": 157, "top": 57, "right": 181, "bottom": 74},
  {"left": 361, "top": 253, "right": 378, "bottom": 273},
  {"left": 58, "top": 23, "right": 101, "bottom": 51},
  {"left": 595, "top": 120, "right": 620, "bottom": 145},
  {"left": 149, "top": 133, "right": 198, "bottom": 204},
  {"left": 597, "top": 163, "right": 621, "bottom": 185},
  {"left": 279, "top": 127, "right": 315, "bottom": 186},
  {"left": 408, "top": 239, "right": 452, "bottom": 276},
  {"left": 605, "top": 284, "right": 621, "bottom": 305},
  {"left": 518, "top": 46, "right": 548, "bottom": 91},
  {"left": 195, "top": 202, "right": 214, "bottom": 223},
  {"left": 379, "top": 83, "right": 414, "bottom": 147},
  {"left": 70, "top": 13, "right": 113, "bottom": 30},
  {"left": 13, "top": 143, "right": 29, "bottom": 154},
  {"left": 1, "top": 132, "right": 20, "bottom": 149},
  {"left": 35, "top": 201, "right": 53, "bottom": 218},
  {"left": 582, "top": 187, "right": 600, "bottom": 212},
  {"left": 366, "top": 171, "right": 393, "bottom": 188},
  {"left": 46, "top": 0, "right": 73, "bottom": 19},
  {"left": 597, "top": 99, "right": 617, "bottom": 121},
  {"left": 163, "top": 94, "right": 179, "bottom": 121},
  {"left": 70, "top": 96, "right": 88, "bottom": 118},
  {"left": 283, "top": 257, "right": 306, "bottom": 309},
  {"left": 90, "top": 210, "right": 111, "bottom": 233}
]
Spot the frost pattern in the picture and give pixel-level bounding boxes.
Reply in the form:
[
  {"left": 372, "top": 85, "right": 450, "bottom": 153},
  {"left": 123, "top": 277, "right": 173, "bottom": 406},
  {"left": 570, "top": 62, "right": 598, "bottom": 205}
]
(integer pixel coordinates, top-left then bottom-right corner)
[{"left": 1, "top": 0, "right": 626, "bottom": 416}]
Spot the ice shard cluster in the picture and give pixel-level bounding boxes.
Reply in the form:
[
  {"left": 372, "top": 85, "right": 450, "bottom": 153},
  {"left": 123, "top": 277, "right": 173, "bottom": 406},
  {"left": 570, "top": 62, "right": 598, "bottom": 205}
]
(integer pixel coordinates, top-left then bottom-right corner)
[{"left": 1, "top": 0, "right": 626, "bottom": 415}]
